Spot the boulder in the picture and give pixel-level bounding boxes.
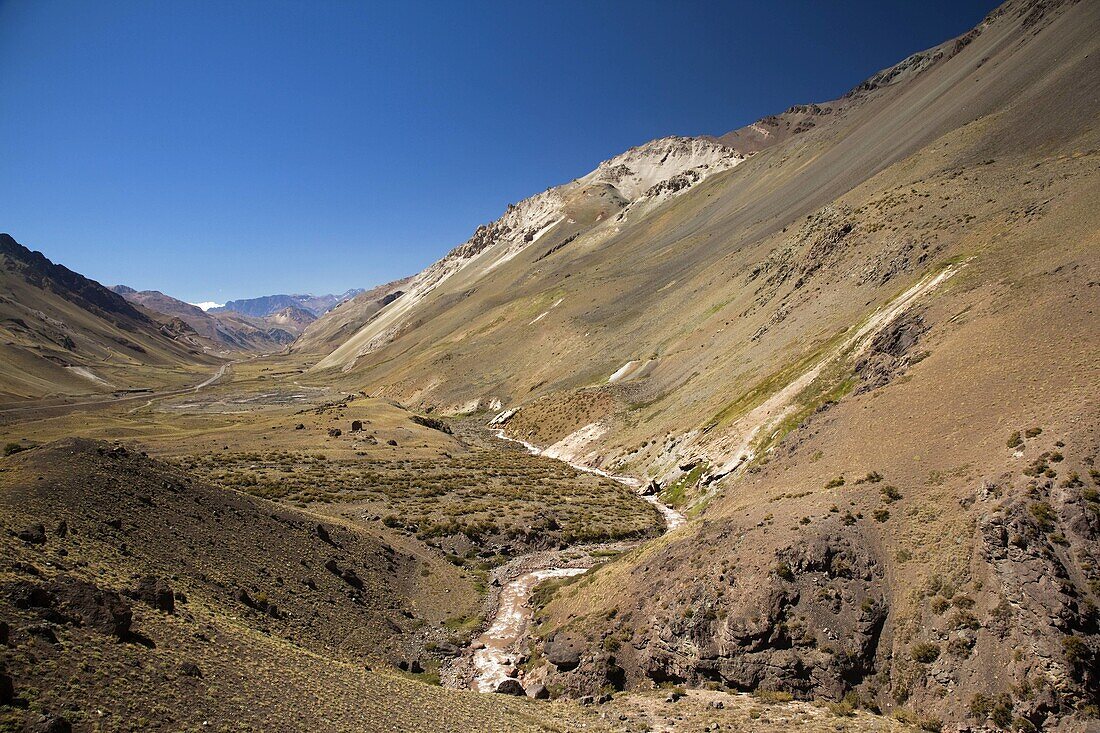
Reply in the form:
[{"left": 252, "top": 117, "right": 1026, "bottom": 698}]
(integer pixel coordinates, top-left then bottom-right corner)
[
  {"left": 350, "top": 420, "right": 363, "bottom": 432},
  {"left": 131, "top": 576, "right": 175, "bottom": 613},
  {"left": 26, "top": 715, "right": 72, "bottom": 733},
  {"left": 17, "top": 524, "right": 46, "bottom": 545},
  {"left": 494, "top": 679, "right": 526, "bottom": 696},
  {"left": 178, "top": 661, "right": 203, "bottom": 678},
  {"left": 527, "top": 682, "right": 550, "bottom": 699},
  {"left": 50, "top": 576, "right": 132, "bottom": 639},
  {"left": 545, "top": 634, "right": 582, "bottom": 671}
]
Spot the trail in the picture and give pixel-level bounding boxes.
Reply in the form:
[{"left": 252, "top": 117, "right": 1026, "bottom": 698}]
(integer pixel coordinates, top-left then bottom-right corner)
[
  {"left": 0, "top": 358, "right": 238, "bottom": 421},
  {"left": 466, "top": 428, "right": 685, "bottom": 693}
]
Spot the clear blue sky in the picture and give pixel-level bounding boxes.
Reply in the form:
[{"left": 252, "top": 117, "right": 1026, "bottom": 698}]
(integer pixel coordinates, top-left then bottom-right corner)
[{"left": 0, "top": 0, "right": 998, "bottom": 304}]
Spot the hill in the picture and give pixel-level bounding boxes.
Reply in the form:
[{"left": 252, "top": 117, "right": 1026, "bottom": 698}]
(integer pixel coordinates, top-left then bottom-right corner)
[
  {"left": 111, "top": 286, "right": 312, "bottom": 352},
  {"left": 292, "top": 276, "right": 412, "bottom": 355},
  {"left": 0, "top": 235, "right": 219, "bottom": 401}
]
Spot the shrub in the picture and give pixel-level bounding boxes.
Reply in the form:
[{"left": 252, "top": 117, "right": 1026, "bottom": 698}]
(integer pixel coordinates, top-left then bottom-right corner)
[
  {"left": 825, "top": 476, "right": 845, "bottom": 489},
  {"left": 1007, "top": 431, "right": 1023, "bottom": 449},
  {"left": 880, "top": 485, "right": 903, "bottom": 502},
  {"left": 753, "top": 689, "right": 793, "bottom": 703},
  {"left": 873, "top": 509, "right": 890, "bottom": 523},
  {"left": 1024, "top": 427, "right": 1042, "bottom": 438},
  {"left": 1029, "top": 502, "right": 1056, "bottom": 531},
  {"left": 774, "top": 563, "right": 795, "bottom": 581},
  {"left": 911, "top": 642, "right": 940, "bottom": 663},
  {"left": 3, "top": 442, "right": 25, "bottom": 456},
  {"left": 1062, "top": 635, "right": 1088, "bottom": 665}
]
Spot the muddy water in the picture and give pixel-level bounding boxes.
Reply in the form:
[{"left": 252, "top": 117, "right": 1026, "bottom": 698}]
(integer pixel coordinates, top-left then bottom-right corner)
[
  {"left": 468, "top": 428, "right": 686, "bottom": 693},
  {"left": 470, "top": 567, "right": 587, "bottom": 692}
]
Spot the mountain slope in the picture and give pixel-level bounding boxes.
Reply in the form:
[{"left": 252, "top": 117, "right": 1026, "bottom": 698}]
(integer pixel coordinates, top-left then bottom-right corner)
[
  {"left": 112, "top": 286, "right": 311, "bottom": 352},
  {"left": 304, "top": 0, "right": 1100, "bottom": 727},
  {"left": 312, "top": 136, "right": 744, "bottom": 372},
  {"left": 0, "top": 235, "right": 218, "bottom": 400},
  {"left": 292, "top": 275, "right": 412, "bottom": 355}
]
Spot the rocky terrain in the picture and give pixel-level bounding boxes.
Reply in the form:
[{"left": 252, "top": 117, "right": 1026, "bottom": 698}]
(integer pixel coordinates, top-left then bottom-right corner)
[{"left": 1, "top": 0, "right": 1098, "bottom": 730}]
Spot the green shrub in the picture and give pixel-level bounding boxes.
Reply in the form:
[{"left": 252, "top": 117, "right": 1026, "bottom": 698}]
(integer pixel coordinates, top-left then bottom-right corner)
[
  {"left": 911, "top": 642, "right": 940, "bottom": 663},
  {"left": 3, "top": 442, "right": 25, "bottom": 456}
]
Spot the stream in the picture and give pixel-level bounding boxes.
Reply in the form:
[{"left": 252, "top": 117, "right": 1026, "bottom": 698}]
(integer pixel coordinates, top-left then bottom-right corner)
[{"left": 465, "top": 428, "right": 686, "bottom": 693}]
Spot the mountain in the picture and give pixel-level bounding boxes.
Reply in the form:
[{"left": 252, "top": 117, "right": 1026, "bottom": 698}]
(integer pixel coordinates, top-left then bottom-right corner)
[
  {"left": 313, "top": 135, "right": 743, "bottom": 371},
  {"left": 302, "top": 0, "right": 1100, "bottom": 725},
  {"left": 212, "top": 290, "right": 363, "bottom": 318},
  {"left": 292, "top": 275, "right": 412, "bottom": 355},
  {"left": 110, "top": 286, "right": 313, "bottom": 352},
  {"left": 0, "top": 234, "right": 217, "bottom": 400}
]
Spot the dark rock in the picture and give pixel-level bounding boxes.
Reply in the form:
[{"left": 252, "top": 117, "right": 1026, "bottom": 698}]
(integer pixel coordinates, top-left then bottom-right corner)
[
  {"left": 315, "top": 524, "right": 334, "bottom": 545},
  {"left": 0, "top": 620, "right": 8, "bottom": 645},
  {"left": 327, "top": 428, "right": 342, "bottom": 438},
  {"left": 8, "top": 581, "right": 52, "bottom": 609},
  {"left": 386, "top": 439, "right": 398, "bottom": 446},
  {"left": 22, "top": 624, "right": 59, "bottom": 644},
  {"left": 178, "top": 661, "right": 203, "bottom": 678},
  {"left": 408, "top": 658, "right": 423, "bottom": 674},
  {"left": 0, "top": 667, "right": 12, "bottom": 705},
  {"left": 350, "top": 420, "right": 363, "bottom": 432},
  {"left": 105, "top": 518, "right": 122, "bottom": 530},
  {"left": 131, "top": 576, "right": 175, "bottom": 613},
  {"left": 53, "top": 521, "right": 67, "bottom": 539},
  {"left": 26, "top": 714, "right": 72, "bottom": 733},
  {"left": 324, "top": 559, "right": 363, "bottom": 589},
  {"left": 49, "top": 576, "right": 132, "bottom": 639},
  {"left": 433, "top": 641, "right": 460, "bottom": 657},
  {"left": 294, "top": 423, "right": 305, "bottom": 430},
  {"left": 494, "top": 679, "right": 526, "bottom": 696},
  {"left": 17, "top": 524, "right": 46, "bottom": 545},
  {"left": 411, "top": 415, "right": 452, "bottom": 434},
  {"left": 545, "top": 633, "right": 582, "bottom": 671}
]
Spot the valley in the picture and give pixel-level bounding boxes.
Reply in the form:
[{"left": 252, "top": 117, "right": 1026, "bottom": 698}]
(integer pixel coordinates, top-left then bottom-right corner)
[{"left": 2, "top": 0, "right": 1099, "bottom": 730}]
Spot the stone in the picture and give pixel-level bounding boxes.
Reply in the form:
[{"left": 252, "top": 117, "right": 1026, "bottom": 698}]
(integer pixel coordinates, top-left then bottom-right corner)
[
  {"left": 545, "top": 634, "right": 582, "bottom": 671},
  {"left": 131, "top": 576, "right": 175, "bottom": 613},
  {"left": 17, "top": 524, "right": 46, "bottom": 545},
  {"left": 178, "top": 661, "right": 203, "bottom": 678},
  {"left": 50, "top": 576, "right": 132, "bottom": 639},
  {"left": 527, "top": 682, "right": 550, "bottom": 700},
  {"left": 494, "top": 679, "right": 526, "bottom": 696}
]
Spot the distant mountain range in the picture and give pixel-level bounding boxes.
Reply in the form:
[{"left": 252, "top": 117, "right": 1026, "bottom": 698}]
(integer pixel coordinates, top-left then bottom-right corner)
[
  {"left": 110, "top": 285, "right": 315, "bottom": 352},
  {"left": 211, "top": 290, "right": 364, "bottom": 318}
]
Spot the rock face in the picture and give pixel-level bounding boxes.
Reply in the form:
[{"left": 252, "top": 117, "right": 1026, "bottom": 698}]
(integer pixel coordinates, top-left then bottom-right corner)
[{"left": 854, "top": 310, "right": 928, "bottom": 393}]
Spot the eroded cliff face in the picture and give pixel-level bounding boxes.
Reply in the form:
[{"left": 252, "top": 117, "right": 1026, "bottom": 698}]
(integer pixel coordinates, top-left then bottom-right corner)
[{"left": 529, "top": 436, "right": 1099, "bottom": 728}]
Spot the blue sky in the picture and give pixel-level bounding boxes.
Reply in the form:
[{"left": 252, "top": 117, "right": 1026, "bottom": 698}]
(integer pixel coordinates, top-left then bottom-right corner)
[{"left": 0, "top": 0, "right": 997, "bottom": 303}]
